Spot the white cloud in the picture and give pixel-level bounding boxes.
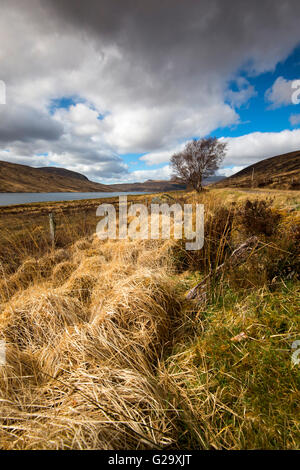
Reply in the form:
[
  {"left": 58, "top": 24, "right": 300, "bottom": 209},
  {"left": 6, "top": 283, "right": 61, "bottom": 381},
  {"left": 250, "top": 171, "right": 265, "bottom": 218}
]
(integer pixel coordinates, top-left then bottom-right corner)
[
  {"left": 265, "top": 77, "right": 295, "bottom": 108},
  {"left": 140, "top": 143, "right": 185, "bottom": 166},
  {"left": 290, "top": 113, "right": 300, "bottom": 126},
  {"left": 222, "top": 129, "right": 300, "bottom": 166},
  {"left": 217, "top": 166, "right": 245, "bottom": 177},
  {"left": 101, "top": 165, "right": 172, "bottom": 184},
  {"left": 140, "top": 129, "right": 300, "bottom": 179},
  {"left": 128, "top": 165, "right": 172, "bottom": 183},
  {"left": 226, "top": 77, "right": 257, "bottom": 108}
]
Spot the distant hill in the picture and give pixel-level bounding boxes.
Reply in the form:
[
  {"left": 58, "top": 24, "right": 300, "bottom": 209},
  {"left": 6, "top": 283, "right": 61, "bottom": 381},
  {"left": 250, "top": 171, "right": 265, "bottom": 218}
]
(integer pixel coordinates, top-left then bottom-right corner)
[
  {"left": 0, "top": 161, "right": 189, "bottom": 193},
  {"left": 0, "top": 161, "right": 113, "bottom": 193},
  {"left": 37, "top": 166, "right": 89, "bottom": 182},
  {"left": 215, "top": 150, "right": 300, "bottom": 190},
  {"left": 109, "top": 179, "right": 188, "bottom": 192},
  {"left": 5, "top": 152, "right": 297, "bottom": 195},
  {"left": 109, "top": 175, "right": 223, "bottom": 192}
]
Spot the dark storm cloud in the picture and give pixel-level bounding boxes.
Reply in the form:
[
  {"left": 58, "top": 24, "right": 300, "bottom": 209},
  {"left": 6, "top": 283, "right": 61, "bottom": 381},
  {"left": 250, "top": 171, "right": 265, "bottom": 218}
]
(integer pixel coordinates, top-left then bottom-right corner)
[
  {"left": 44, "top": 0, "right": 300, "bottom": 81},
  {"left": 83, "top": 161, "right": 129, "bottom": 179},
  {"left": 0, "top": 105, "right": 63, "bottom": 143},
  {"left": 1, "top": 0, "right": 300, "bottom": 180}
]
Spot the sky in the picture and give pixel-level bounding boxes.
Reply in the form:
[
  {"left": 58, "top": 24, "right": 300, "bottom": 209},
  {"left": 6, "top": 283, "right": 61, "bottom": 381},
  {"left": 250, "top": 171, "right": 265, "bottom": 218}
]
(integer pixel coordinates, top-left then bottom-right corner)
[{"left": 0, "top": 0, "right": 300, "bottom": 184}]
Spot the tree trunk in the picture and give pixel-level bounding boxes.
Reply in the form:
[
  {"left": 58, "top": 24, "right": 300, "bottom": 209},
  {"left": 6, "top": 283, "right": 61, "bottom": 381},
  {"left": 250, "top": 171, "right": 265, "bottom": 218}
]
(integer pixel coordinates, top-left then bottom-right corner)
[{"left": 195, "top": 178, "right": 203, "bottom": 193}]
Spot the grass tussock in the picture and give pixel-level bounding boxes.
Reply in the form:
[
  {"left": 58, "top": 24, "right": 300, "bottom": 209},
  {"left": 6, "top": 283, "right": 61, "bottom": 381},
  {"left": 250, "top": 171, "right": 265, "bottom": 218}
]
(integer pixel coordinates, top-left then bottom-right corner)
[
  {"left": 0, "top": 236, "right": 184, "bottom": 449},
  {"left": 0, "top": 188, "right": 299, "bottom": 449}
]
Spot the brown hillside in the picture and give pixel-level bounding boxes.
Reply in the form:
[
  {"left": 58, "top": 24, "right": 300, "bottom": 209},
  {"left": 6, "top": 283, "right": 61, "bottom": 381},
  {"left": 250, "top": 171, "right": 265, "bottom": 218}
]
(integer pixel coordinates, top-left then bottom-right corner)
[
  {"left": 0, "top": 161, "right": 113, "bottom": 193},
  {"left": 37, "top": 166, "right": 89, "bottom": 182},
  {"left": 0, "top": 161, "right": 188, "bottom": 193},
  {"left": 215, "top": 150, "right": 300, "bottom": 190}
]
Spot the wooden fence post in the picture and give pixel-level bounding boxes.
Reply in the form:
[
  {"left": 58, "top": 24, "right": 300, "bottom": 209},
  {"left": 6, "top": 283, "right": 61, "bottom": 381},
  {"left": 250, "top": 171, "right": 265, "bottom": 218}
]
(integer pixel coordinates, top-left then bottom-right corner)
[{"left": 49, "top": 213, "right": 56, "bottom": 249}]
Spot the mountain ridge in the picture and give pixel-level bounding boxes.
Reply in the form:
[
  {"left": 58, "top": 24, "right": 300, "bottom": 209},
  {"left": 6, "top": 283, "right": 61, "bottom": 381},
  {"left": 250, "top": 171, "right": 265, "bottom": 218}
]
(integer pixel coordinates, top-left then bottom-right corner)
[
  {"left": 0, "top": 160, "right": 187, "bottom": 193},
  {"left": 1, "top": 150, "right": 299, "bottom": 193},
  {"left": 0, "top": 161, "right": 112, "bottom": 193},
  {"left": 214, "top": 150, "right": 300, "bottom": 190},
  {"left": 37, "top": 166, "right": 89, "bottom": 182}
]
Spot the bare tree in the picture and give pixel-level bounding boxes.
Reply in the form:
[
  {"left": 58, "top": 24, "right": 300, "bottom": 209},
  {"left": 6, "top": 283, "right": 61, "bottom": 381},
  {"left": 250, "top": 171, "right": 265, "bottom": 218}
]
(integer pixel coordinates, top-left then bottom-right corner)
[{"left": 170, "top": 137, "right": 227, "bottom": 192}]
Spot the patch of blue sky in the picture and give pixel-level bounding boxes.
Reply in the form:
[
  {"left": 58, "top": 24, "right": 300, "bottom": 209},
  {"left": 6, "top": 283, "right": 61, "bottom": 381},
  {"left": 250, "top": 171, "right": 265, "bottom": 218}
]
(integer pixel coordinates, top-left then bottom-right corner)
[
  {"left": 48, "top": 95, "right": 86, "bottom": 114},
  {"left": 120, "top": 152, "right": 147, "bottom": 168},
  {"left": 97, "top": 112, "right": 108, "bottom": 120},
  {"left": 49, "top": 95, "right": 107, "bottom": 121},
  {"left": 212, "top": 45, "right": 300, "bottom": 139}
]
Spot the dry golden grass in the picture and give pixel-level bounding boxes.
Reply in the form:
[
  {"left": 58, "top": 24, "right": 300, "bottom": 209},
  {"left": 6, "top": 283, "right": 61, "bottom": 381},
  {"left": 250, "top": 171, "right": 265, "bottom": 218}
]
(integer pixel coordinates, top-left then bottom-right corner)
[
  {"left": 0, "top": 188, "right": 299, "bottom": 449},
  {"left": 0, "top": 236, "right": 185, "bottom": 449}
]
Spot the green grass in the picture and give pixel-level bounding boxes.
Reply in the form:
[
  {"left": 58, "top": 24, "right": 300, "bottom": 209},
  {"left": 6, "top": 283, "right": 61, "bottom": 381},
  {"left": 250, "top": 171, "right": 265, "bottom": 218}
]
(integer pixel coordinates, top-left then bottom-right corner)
[{"left": 164, "top": 282, "right": 300, "bottom": 449}]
